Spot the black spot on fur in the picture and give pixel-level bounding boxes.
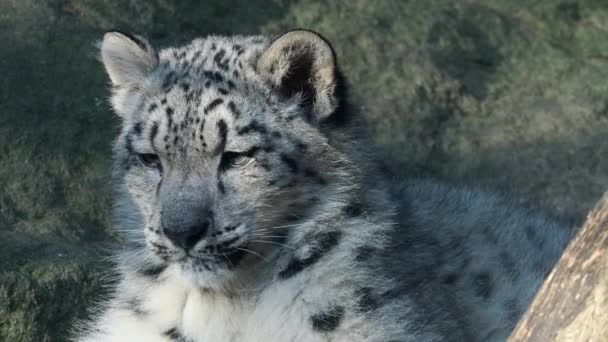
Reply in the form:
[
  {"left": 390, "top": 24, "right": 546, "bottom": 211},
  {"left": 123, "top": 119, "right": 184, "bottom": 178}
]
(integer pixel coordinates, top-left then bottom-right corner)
[
  {"left": 204, "top": 98, "right": 224, "bottom": 115},
  {"left": 473, "top": 272, "right": 493, "bottom": 300},
  {"left": 442, "top": 273, "right": 460, "bottom": 285},
  {"left": 355, "top": 288, "right": 379, "bottom": 313},
  {"left": 133, "top": 122, "right": 142, "bottom": 135},
  {"left": 217, "top": 177, "right": 225, "bottom": 194},
  {"left": 148, "top": 103, "right": 158, "bottom": 113},
  {"left": 125, "top": 135, "right": 134, "bottom": 154},
  {"left": 138, "top": 264, "right": 168, "bottom": 279},
  {"left": 166, "top": 107, "right": 174, "bottom": 116},
  {"left": 233, "top": 44, "right": 245, "bottom": 56},
  {"left": 310, "top": 306, "right": 344, "bottom": 332},
  {"left": 218, "top": 88, "right": 229, "bottom": 95},
  {"left": 163, "top": 327, "right": 187, "bottom": 341},
  {"left": 280, "top": 154, "right": 298, "bottom": 173},
  {"left": 126, "top": 297, "right": 146, "bottom": 317},
  {"left": 227, "top": 101, "right": 240, "bottom": 119},
  {"left": 279, "top": 231, "right": 342, "bottom": 279},
  {"left": 304, "top": 169, "right": 326, "bottom": 185},
  {"left": 202, "top": 70, "right": 224, "bottom": 83},
  {"left": 162, "top": 71, "right": 176, "bottom": 89},
  {"left": 149, "top": 122, "right": 159, "bottom": 143},
  {"left": 237, "top": 120, "right": 268, "bottom": 136},
  {"left": 214, "top": 49, "right": 228, "bottom": 70},
  {"left": 294, "top": 141, "right": 308, "bottom": 151},
  {"left": 214, "top": 120, "right": 228, "bottom": 155},
  {"left": 343, "top": 202, "right": 363, "bottom": 216},
  {"left": 192, "top": 50, "right": 202, "bottom": 61}
]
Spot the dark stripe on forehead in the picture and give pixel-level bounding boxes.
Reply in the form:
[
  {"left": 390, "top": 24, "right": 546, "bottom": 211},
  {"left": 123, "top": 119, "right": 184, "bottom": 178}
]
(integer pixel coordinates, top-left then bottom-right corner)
[
  {"left": 204, "top": 98, "right": 224, "bottom": 115},
  {"left": 227, "top": 101, "right": 240, "bottom": 119},
  {"left": 214, "top": 119, "right": 228, "bottom": 156},
  {"left": 149, "top": 122, "right": 159, "bottom": 144}
]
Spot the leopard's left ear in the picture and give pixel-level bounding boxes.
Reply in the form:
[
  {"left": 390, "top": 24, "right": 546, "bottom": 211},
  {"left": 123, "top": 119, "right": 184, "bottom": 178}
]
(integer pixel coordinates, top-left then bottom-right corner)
[{"left": 258, "top": 30, "right": 339, "bottom": 122}]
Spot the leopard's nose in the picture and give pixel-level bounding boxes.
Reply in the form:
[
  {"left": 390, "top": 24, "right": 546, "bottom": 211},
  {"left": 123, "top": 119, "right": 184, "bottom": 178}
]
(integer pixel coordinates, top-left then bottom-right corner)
[{"left": 162, "top": 215, "right": 212, "bottom": 250}]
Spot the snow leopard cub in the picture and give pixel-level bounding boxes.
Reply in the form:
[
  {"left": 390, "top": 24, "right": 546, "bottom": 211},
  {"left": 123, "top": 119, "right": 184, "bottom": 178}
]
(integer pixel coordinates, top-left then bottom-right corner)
[{"left": 75, "top": 30, "right": 575, "bottom": 342}]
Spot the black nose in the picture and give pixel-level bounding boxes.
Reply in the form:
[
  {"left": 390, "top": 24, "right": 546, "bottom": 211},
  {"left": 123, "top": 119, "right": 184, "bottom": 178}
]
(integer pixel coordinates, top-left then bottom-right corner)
[{"left": 163, "top": 217, "right": 211, "bottom": 250}]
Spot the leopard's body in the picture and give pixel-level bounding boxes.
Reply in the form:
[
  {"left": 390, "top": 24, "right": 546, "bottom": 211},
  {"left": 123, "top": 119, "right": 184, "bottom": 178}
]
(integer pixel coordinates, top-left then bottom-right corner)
[{"left": 75, "top": 30, "right": 575, "bottom": 342}]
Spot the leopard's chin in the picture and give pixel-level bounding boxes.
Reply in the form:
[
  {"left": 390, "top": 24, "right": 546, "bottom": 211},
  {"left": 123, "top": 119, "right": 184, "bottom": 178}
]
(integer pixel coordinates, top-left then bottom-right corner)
[{"left": 174, "top": 249, "right": 248, "bottom": 289}]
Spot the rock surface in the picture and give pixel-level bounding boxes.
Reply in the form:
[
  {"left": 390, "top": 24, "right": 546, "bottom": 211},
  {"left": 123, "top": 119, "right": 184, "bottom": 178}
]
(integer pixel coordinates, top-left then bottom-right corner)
[{"left": 1, "top": 1, "right": 607, "bottom": 340}]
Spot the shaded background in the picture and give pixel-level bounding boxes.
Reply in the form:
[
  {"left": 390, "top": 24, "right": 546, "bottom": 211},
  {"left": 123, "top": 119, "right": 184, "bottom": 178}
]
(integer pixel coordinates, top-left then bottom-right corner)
[{"left": 1, "top": 0, "right": 607, "bottom": 341}]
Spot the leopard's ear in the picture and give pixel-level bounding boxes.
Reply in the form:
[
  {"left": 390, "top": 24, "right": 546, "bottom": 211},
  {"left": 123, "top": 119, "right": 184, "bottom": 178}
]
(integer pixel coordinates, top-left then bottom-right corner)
[
  {"left": 100, "top": 31, "right": 157, "bottom": 86},
  {"left": 258, "top": 30, "right": 339, "bottom": 122},
  {"left": 100, "top": 31, "right": 157, "bottom": 117}
]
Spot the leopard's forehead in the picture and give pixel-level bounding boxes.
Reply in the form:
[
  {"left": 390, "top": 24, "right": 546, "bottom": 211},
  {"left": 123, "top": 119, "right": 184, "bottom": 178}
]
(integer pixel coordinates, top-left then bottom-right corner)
[
  {"left": 156, "top": 35, "right": 269, "bottom": 93},
  {"left": 127, "top": 35, "right": 300, "bottom": 167}
]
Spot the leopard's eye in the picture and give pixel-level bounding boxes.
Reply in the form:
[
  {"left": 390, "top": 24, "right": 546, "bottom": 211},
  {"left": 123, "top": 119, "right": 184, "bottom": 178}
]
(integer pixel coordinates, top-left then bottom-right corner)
[
  {"left": 137, "top": 153, "right": 161, "bottom": 170},
  {"left": 219, "top": 151, "right": 250, "bottom": 171}
]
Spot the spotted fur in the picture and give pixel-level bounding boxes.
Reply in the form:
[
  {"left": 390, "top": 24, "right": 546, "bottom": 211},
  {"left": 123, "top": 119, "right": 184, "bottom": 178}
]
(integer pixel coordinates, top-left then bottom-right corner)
[{"left": 75, "top": 30, "right": 576, "bottom": 342}]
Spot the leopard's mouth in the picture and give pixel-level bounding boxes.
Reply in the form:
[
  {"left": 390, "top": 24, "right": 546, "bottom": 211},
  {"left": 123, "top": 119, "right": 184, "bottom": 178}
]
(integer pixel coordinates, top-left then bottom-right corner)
[
  {"left": 172, "top": 246, "right": 252, "bottom": 288},
  {"left": 176, "top": 244, "right": 250, "bottom": 270}
]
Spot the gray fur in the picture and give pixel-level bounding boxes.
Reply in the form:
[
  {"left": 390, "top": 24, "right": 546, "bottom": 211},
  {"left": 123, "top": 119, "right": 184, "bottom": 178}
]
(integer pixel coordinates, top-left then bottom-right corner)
[{"left": 75, "top": 31, "right": 575, "bottom": 342}]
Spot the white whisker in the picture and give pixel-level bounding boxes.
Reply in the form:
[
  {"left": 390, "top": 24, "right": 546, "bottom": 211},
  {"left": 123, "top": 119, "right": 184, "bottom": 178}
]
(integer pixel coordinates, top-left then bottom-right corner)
[
  {"left": 251, "top": 234, "right": 286, "bottom": 239},
  {"left": 237, "top": 247, "right": 270, "bottom": 263},
  {"left": 222, "top": 254, "right": 235, "bottom": 268},
  {"left": 251, "top": 240, "right": 296, "bottom": 250}
]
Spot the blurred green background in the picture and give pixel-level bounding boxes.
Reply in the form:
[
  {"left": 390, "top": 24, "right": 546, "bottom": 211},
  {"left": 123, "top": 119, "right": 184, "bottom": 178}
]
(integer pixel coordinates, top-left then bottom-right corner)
[{"left": 1, "top": 0, "right": 607, "bottom": 341}]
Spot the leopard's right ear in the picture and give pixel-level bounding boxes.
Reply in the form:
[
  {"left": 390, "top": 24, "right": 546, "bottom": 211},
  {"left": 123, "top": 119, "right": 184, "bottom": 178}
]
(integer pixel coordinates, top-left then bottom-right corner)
[
  {"left": 99, "top": 31, "right": 157, "bottom": 117},
  {"left": 100, "top": 31, "right": 157, "bottom": 87}
]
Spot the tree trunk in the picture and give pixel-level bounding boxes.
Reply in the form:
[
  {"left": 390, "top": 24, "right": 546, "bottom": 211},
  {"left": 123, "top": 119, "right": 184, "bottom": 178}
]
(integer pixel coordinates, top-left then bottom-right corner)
[{"left": 508, "top": 194, "right": 608, "bottom": 341}]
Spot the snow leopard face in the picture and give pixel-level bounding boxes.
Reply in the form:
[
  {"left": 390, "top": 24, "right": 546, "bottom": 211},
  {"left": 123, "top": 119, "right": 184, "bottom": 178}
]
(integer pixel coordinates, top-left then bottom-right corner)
[{"left": 102, "top": 30, "right": 348, "bottom": 289}]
